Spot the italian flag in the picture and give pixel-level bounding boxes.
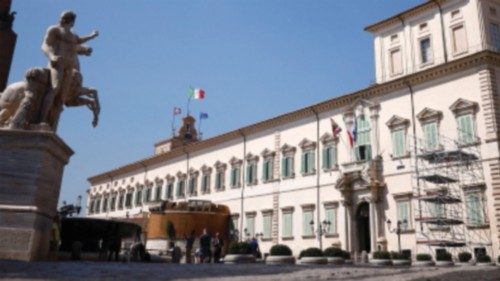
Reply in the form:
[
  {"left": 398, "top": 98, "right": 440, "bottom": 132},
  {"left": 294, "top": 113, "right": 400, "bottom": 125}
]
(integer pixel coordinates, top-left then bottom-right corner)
[{"left": 188, "top": 88, "right": 205, "bottom": 100}]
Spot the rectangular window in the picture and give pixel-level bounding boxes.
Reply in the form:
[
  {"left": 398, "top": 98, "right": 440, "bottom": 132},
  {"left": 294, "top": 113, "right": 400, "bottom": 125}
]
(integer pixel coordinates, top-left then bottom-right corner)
[
  {"left": 390, "top": 48, "right": 402, "bottom": 75},
  {"left": 457, "top": 114, "right": 475, "bottom": 145},
  {"left": 110, "top": 196, "right": 116, "bottom": 211},
  {"left": 391, "top": 129, "right": 405, "bottom": 157},
  {"left": 325, "top": 208, "right": 336, "bottom": 234},
  {"left": 118, "top": 194, "right": 124, "bottom": 210},
  {"left": 301, "top": 151, "right": 315, "bottom": 174},
  {"left": 490, "top": 23, "right": 500, "bottom": 50},
  {"left": 246, "top": 163, "right": 256, "bottom": 184},
  {"left": 166, "top": 183, "right": 174, "bottom": 199},
  {"left": 125, "top": 192, "right": 132, "bottom": 208},
  {"left": 176, "top": 180, "right": 185, "bottom": 198},
  {"left": 144, "top": 188, "right": 151, "bottom": 203},
  {"left": 423, "top": 122, "right": 439, "bottom": 150},
  {"left": 102, "top": 198, "right": 109, "bottom": 212},
  {"left": 215, "top": 171, "right": 224, "bottom": 191},
  {"left": 246, "top": 216, "right": 255, "bottom": 238},
  {"left": 89, "top": 200, "right": 94, "bottom": 214},
  {"left": 230, "top": 167, "right": 240, "bottom": 188},
  {"left": 431, "top": 202, "right": 445, "bottom": 218},
  {"left": 281, "top": 156, "right": 294, "bottom": 178},
  {"left": 420, "top": 38, "right": 432, "bottom": 64},
  {"left": 282, "top": 212, "right": 293, "bottom": 237},
  {"left": 201, "top": 174, "right": 210, "bottom": 193},
  {"left": 452, "top": 25, "right": 467, "bottom": 54},
  {"left": 466, "top": 193, "right": 484, "bottom": 225},
  {"left": 263, "top": 214, "right": 272, "bottom": 239},
  {"left": 95, "top": 199, "right": 101, "bottom": 213},
  {"left": 355, "top": 117, "right": 372, "bottom": 161},
  {"left": 302, "top": 210, "right": 314, "bottom": 236},
  {"left": 231, "top": 216, "right": 239, "bottom": 233},
  {"left": 396, "top": 201, "right": 411, "bottom": 230},
  {"left": 155, "top": 185, "right": 162, "bottom": 201},
  {"left": 188, "top": 177, "right": 197, "bottom": 195},
  {"left": 263, "top": 159, "right": 273, "bottom": 181},
  {"left": 322, "top": 145, "right": 337, "bottom": 169}
]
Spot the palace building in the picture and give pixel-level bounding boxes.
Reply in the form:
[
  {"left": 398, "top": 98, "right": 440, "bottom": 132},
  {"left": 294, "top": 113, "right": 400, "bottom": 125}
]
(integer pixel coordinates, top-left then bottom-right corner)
[{"left": 87, "top": 0, "right": 500, "bottom": 259}]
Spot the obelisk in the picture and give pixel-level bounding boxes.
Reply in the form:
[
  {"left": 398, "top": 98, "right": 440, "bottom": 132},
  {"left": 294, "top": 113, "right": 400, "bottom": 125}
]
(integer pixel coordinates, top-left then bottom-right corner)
[{"left": 0, "top": 0, "right": 17, "bottom": 92}]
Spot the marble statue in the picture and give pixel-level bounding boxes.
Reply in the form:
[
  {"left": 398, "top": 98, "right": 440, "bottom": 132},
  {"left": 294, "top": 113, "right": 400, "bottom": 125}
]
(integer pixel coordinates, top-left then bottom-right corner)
[{"left": 0, "top": 10, "right": 99, "bottom": 131}]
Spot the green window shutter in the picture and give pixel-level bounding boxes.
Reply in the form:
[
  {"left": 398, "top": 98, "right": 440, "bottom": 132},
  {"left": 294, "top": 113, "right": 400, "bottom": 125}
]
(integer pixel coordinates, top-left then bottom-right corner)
[
  {"left": 263, "top": 161, "right": 268, "bottom": 180},
  {"left": 322, "top": 147, "right": 328, "bottom": 169},
  {"left": 281, "top": 157, "right": 286, "bottom": 177},
  {"left": 325, "top": 209, "right": 335, "bottom": 234},
  {"left": 230, "top": 168, "right": 235, "bottom": 187},
  {"left": 246, "top": 165, "right": 251, "bottom": 184},
  {"left": 302, "top": 211, "right": 313, "bottom": 236},
  {"left": 301, "top": 153, "right": 306, "bottom": 173},
  {"left": 332, "top": 146, "right": 337, "bottom": 166},
  {"left": 246, "top": 217, "right": 255, "bottom": 237},
  {"left": 263, "top": 215, "right": 271, "bottom": 238},
  {"left": 392, "top": 130, "right": 405, "bottom": 157},
  {"left": 310, "top": 151, "right": 315, "bottom": 171}
]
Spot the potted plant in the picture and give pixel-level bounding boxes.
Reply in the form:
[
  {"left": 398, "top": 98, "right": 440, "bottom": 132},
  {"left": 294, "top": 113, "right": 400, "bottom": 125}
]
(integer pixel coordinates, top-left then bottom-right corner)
[
  {"left": 476, "top": 255, "right": 494, "bottom": 266},
  {"left": 266, "top": 244, "right": 295, "bottom": 265},
  {"left": 415, "top": 253, "right": 434, "bottom": 266},
  {"left": 323, "top": 247, "right": 344, "bottom": 265},
  {"left": 457, "top": 252, "right": 472, "bottom": 266},
  {"left": 299, "top": 247, "right": 327, "bottom": 265},
  {"left": 224, "top": 242, "right": 255, "bottom": 264},
  {"left": 370, "top": 251, "right": 392, "bottom": 266},
  {"left": 391, "top": 251, "right": 411, "bottom": 266},
  {"left": 435, "top": 251, "right": 454, "bottom": 267}
]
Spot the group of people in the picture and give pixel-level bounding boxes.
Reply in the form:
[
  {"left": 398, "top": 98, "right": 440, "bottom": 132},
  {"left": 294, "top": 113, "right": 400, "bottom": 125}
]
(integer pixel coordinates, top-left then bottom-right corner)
[{"left": 178, "top": 228, "right": 224, "bottom": 264}]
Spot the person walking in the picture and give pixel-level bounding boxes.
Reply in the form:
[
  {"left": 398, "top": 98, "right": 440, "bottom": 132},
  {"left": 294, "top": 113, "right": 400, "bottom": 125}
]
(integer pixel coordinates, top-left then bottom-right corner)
[
  {"left": 199, "top": 228, "right": 212, "bottom": 263},
  {"left": 212, "top": 232, "right": 223, "bottom": 263},
  {"left": 185, "top": 230, "right": 195, "bottom": 264}
]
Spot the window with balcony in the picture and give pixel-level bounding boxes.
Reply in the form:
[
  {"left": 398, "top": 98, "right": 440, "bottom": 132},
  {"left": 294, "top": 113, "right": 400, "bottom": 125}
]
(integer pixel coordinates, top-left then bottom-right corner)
[{"left": 355, "top": 116, "right": 372, "bottom": 161}]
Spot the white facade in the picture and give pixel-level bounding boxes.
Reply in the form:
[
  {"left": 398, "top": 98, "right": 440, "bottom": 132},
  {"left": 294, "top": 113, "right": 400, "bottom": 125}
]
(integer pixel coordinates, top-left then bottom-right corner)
[{"left": 87, "top": 0, "right": 500, "bottom": 260}]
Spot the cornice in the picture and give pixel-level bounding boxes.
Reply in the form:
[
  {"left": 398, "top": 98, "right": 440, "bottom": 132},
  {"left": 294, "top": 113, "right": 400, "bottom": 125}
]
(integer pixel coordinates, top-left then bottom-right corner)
[{"left": 88, "top": 51, "right": 500, "bottom": 185}]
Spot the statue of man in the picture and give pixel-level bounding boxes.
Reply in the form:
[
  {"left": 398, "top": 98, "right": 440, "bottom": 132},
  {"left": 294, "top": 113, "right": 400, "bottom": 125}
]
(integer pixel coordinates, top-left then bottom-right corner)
[{"left": 40, "top": 10, "right": 98, "bottom": 129}]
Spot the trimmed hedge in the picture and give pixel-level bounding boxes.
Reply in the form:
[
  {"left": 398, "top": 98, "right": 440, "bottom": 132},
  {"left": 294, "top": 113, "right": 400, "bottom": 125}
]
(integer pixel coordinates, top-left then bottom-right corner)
[
  {"left": 341, "top": 250, "right": 351, "bottom": 260},
  {"left": 416, "top": 253, "right": 432, "bottom": 261},
  {"left": 436, "top": 251, "right": 452, "bottom": 261},
  {"left": 458, "top": 252, "right": 472, "bottom": 262},
  {"left": 270, "top": 244, "right": 292, "bottom": 256},
  {"left": 390, "top": 251, "right": 409, "bottom": 260},
  {"left": 299, "top": 247, "right": 324, "bottom": 258},
  {"left": 373, "top": 251, "right": 391, "bottom": 260},
  {"left": 477, "top": 255, "right": 492, "bottom": 263},
  {"left": 228, "top": 242, "right": 251, "bottom": 255},
  {"left": 323, "top": 247, "right": 343, "bottom": 258}
]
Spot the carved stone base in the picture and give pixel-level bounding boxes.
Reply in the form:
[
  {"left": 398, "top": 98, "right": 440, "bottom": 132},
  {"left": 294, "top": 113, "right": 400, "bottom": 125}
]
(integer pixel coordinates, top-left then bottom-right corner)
[{"left": 0, "top": 129, "right": 73, "bottom": 261}]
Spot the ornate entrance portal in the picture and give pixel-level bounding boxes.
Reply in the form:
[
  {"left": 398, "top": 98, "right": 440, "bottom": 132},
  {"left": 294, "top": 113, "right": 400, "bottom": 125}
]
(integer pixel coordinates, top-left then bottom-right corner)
[{"left": 356, "top": 202, "right": 371, "bottom": 253}]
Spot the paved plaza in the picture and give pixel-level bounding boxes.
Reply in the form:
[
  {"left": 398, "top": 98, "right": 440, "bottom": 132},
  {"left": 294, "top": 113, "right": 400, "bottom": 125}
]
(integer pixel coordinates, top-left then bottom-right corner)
[{"left": 0, "top": 260, "right": 499, "bottom": 281}]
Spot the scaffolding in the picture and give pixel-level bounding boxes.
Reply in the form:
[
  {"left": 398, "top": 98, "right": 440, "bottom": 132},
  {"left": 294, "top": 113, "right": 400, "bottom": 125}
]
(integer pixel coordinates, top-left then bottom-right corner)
[{"left": 410, "top": 131, "right": 492, "bottom": 257}]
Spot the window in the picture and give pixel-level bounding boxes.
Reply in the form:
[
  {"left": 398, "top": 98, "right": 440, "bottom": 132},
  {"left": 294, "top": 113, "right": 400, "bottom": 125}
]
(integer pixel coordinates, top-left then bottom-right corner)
[
  {"left": 430, "top": 202, "right": 445, "bottom": 218},
  {"left": 391, "top": 129, "right": 406, "bottom": 157},
  {"left": 322, "top": 145, "right": 337, "bottom": 170},
  {"left": 166, "top": 182, "right": 174, "bottom": 199},
  {"left": 118, "top": 194, "right": 124, "bottom": 210},
  {"left": 302, "top": 208, "right": 314, "bottom": 237},
  {"left": 102, "top": 197, "right": 109, "bottom": 212},
  {"left": 281, "top": 144, "right": 296, "bottom": 179},
  {"left": 135, "top": 189, "right": 142, "bottom": 206},
  {"left": 94, "top": 198, "right": 101, "bottom": 213},
  {"left": 465, "top": 193, "right": 485, "bottom": 226},
  {"left": 214, "top": 161, "right": 227, "bottom": 191},
  {"left": 419, "top": 22, "right": 428, "bottom": 31},
  {"left": 143, "top": 186, "right": 152, "bottom": 203},
  {"left": 355, "top": 116, "right": 372, "bottom": 161},
  {"left": 390, "top": 34, "right": 398, "bottom": 42},
  {"left": 301, "top": 150, "right": 315, "bottom": 175},
  {"left": 110, "top": 196, "right": 116, "bottom": 211},
  {"left": 325, "top": 207, "right": 336, "bottom": 235},
  {"left": 155, "top": 184, "right": 162, "bottom": 201},
  {"left": 451, "top": 9, "right": 461, "bottom": 19},
  {"left": 262, "top": 212, "right": 272, "bottom": 239},
  {"left": 490, "top": 23, "right": 500, "bottom": 50},
  {"left": 390, "top": 48, "right": 402, "bottom": 75},
  {"left": 423, "top": 122, "right": 439, "bottom": 150},
  {"left": 262, "top": 158, "right": 273, "bottom": 182},
  {"left": 176, "top": 178, "right": 186, "bottom": 198},
  {"left": 452, "top": 25, "right": 467, "bottom": 54},
  {"left": 231, "top": 215, "right": 239, "bottom": 234},
  {"left": 88, "top": 200, "right": 94, "bottom": 214},
  {"left": 230, "top": 166, "right": 241, "bottom": 188},
  {"left": 188, "top": 176, "right": 197, "bottom": 196},
  {"left": 420, "top": 37, "right": 432, "bottom": 64},
  {"left": 125, "top": 192, "right": 132, "bottom": 208},
  {"left": 490, "top": 7, "right": 497, "bottom": 16},
  {"left": 201, "top": 173, "right": 210, "bottom": 194},
  {"left": 457, "top": 114, "right": 475, "bottom": 145},
  {"left": 246, "top": 161, "right": 257, "bottom": 185},
  {"left": 282, "top": 209, "right": 293, "bottom": 238},
  {"left": 245, "top": 214, "right": 255, "bottom": 238},
  {"left": 396, "top": 201, "right": 411, "bottom": 230}
]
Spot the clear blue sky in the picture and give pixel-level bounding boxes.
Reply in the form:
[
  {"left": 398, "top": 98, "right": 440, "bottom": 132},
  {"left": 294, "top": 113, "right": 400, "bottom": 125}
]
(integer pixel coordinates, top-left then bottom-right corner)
[{"left": 9, "top": 0, "right": 422, "bottom": 209}]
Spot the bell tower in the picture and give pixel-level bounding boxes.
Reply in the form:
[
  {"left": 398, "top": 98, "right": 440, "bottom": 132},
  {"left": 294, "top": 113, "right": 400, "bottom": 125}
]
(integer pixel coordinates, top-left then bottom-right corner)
[{"left": 0, "top": 0, "right": 17, "bottom": 91}]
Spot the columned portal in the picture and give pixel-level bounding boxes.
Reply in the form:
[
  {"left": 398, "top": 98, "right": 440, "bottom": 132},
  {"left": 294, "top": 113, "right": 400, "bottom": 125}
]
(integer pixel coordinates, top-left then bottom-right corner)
[{"left": 356, "top": 202, "right": 371, "bottom": 253}]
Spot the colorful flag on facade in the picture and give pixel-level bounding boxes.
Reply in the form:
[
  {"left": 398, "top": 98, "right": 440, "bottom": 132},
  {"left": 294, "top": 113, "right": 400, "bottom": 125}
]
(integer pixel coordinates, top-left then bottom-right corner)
[
  {"left": 173, "top": 106, "right": 182, "bottom": 115},
  {"left": 330, "top": 118, "right": 342, "bottom": 138},
  {"left": 200, "top": 112, "right": 209, "bottom": 119},
  {"left": 188, "top": 87, "right": 205, "bottom": 100},
  {"left": 347, "top": 121, "right": 357, "bottom": 148}
]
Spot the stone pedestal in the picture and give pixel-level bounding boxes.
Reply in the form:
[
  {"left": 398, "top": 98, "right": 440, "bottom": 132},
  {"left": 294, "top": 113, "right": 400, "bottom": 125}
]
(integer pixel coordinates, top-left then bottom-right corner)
[{"left": 0, "top": 129, "right": 73, "bottom": 261}]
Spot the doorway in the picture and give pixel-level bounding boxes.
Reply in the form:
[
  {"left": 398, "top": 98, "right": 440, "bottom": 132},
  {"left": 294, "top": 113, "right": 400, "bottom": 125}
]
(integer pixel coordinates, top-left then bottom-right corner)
[{"left": 356, "top": 202, "right": 371, "bottom": 252}]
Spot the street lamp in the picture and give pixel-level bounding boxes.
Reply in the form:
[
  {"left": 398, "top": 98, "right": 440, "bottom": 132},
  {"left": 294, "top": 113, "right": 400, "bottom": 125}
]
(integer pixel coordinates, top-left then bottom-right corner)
[
  {"left": 310, "top": 219, "right": 331, "bottom": 249},
  {"left": 386, "top": 219, "right": 408, "bottom": 253}
]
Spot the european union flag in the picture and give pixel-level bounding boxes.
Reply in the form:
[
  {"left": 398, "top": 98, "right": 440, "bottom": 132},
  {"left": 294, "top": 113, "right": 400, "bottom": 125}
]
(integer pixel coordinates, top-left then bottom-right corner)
[{"left": 200, "top": 112, "right": 209, "bottom": 119}]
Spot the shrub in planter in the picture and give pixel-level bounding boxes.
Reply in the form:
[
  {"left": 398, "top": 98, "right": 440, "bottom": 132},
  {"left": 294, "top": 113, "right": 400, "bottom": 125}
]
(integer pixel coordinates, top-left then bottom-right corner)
[
  {"left": 373, "top": 251, "right": 391, "bottom": 260},
  {"left": 323, "top": 247, "right": 343, "bottom": 257},
  {"left": 477, "top": 255, "right": 492, "bottom": 263},
  {"left": 299, "top": 247, "right": 324, "bottom": 258},
  {"left": 341, "top": 250, "right": 351, "bottom": 260},
  {"left": 416, "top": 253, "right": 432, "bottom": 261},
  {"left": 401, "top": 250, "right": 411, "bottom": 260},
  {"left": 458, "top": 252, "right": 472, "bottom": 263},
  {"left": 270, "top": 244, "right": 292, "bottom": 256},
  {"left": 390, "top": 251, "right": 409, "bottom": 260},
  {"left": 436, "top": 251, "right": 452, "bottom": 262},
  {"left": 228, "top": 242, "right": 251, "bottom": 255}
]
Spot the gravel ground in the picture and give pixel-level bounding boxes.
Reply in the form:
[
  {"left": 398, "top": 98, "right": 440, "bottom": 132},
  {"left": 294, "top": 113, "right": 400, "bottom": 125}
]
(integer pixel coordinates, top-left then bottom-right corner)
[{"left": 0, "top": 260, "right": 499, "bottom": 281}]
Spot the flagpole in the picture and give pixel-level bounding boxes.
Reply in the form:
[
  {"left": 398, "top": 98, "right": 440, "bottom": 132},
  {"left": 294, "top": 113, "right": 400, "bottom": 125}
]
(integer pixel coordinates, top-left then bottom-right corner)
[
  {"left": 198, "top": 114, "right": 203, "bottom": 140},
  {"left": 171, "top": 114, "right": 176, "bottom": 137}
]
